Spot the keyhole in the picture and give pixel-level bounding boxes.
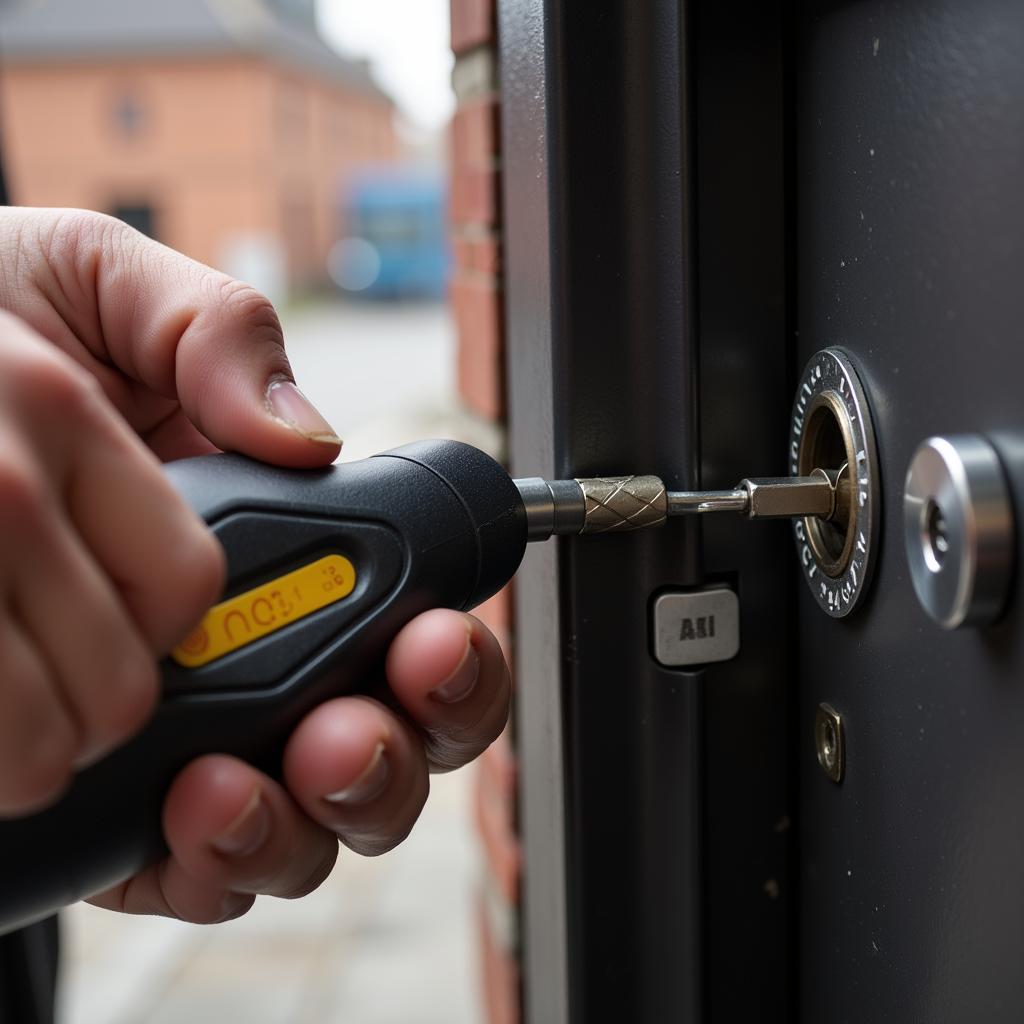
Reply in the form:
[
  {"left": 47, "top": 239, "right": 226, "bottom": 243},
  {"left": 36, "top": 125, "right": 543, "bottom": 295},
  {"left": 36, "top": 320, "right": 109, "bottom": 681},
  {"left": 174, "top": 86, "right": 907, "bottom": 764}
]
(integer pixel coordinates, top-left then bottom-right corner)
[{"left": 923, "top": 498, "right": 949, "bottom": 573}]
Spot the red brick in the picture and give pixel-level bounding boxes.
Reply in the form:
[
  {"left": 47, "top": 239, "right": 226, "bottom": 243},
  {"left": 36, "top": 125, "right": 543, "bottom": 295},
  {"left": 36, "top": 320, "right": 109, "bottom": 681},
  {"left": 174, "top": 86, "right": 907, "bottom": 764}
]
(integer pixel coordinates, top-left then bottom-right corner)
[
  {"left": 454, "top": 234, "right": 502, "bottom": 276},
  {"left": 452, "top": 273, "right": 505, "bottom": 420},
  {"left": 476, "top": 730, "right": 521, "bottom": 1023},
  {"left": 474, "top": 585, "right": 512, "bottom": 660},
  {"left": 476, "top": 793, "right": 520, "bottom": 906},
  {"left": 452, "top": 236, "right": 469, "bottom": 272},
  {"left": 450, "top": 164, "right": 500, "bottom": 226},
  {"left": 452, "top": 12, "right": 516, "bottom": 1020},
  {"left": 475, "top": 730, "right": 520, "bottom": 907},
  {"left": 451, "top": 97, "right": 500, "bottom": 168},
  {"left": 477, "top": 895, "right": 521, "bottom": 1024},
  {"left": 479, "top": 727, "right": 517, "bottom": 809},
  {"left": 471, "top": 235, "right": 502, "bottom": 274},
  {"left": 451, "top": 0, "right": 495, "bottom": 54},
  {"left": 450, "top": 100, "right": 501, "bottom": 227},
  {"left": 452, "top": 235, "right": 474, "bottom": 274}
]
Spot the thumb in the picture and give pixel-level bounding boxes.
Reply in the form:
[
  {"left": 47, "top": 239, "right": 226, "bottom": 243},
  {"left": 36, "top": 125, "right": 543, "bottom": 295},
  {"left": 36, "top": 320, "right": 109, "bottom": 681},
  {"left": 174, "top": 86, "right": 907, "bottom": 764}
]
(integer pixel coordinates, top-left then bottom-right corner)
[
  {"left": 166, "top": 279, "right": 342, "bottom": 467},
  {"left": 38, "top": 211, "right": 341, "bottom": 468}
]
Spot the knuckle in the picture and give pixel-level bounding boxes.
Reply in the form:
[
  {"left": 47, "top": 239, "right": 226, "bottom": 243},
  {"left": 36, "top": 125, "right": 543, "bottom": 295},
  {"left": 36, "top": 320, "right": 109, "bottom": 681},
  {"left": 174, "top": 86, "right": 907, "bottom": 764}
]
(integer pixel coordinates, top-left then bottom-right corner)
[
  {"left": 38, "top": 211, "right": 145, "bottom": 302},
  {"left": 24, "top": 731, "right": 76, "bottom": 806},
  {"left": 167, "top": 525, "right": 226, "bottom": 619},
  {"left": 425, "top": 681, "right": 511, "bottom": 773},
  {"left": 340, "top": 834, "right": 398, "bottom": 858},
  {"left": 278, "top": 845, "right": 339, "bottom": 900},
  {"left": 210, "top": 277, "right": 288, "bottom": 360},
  {"left": 85, "top": 655, "right": 159, "bottom": 748},
  {"left": 32, "top": 210, "right": 138, "bottom": 296},
  {"left": 117, "top": 658, "right": 160, "bottom": 731},
  {"left": 339, "top": 816, "right": 419, "bottom": 858},
  {"left": 336, "top": 767, "right": 428, "bottom": 857},
  {"left": 424, "top": 733, "right": 472, "bottom": 773},
  {"left": 0, "top": 454, "right": 46, "bottom": 528},
  {"left": 38, "top": 209, "right": 117, "bottom": 263},
  {"left": 51, "top": 366, "right": 103, "bottom": 425},
  {"left": 0, "top": 700, "right": 75, "bottom": 813},
  {"left": 11, "top": 346, "right": 95, "bottom": 416},
  {"left": 425, "top": 715, "right": 501, "bottom": 772},
  {"left": 212, "top": 894, "right": 256, "bottom": 924},
  {"left": 187, "top": 527, "right": 226, "bottom": 603},
  {"left": 215, "top": 277, "right": 279, "bottom": 327}
]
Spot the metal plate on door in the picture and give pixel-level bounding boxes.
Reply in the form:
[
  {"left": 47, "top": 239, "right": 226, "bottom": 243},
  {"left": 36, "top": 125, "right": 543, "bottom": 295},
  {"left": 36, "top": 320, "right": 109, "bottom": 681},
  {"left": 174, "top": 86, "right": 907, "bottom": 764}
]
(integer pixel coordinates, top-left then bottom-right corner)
[
  {"left": 652, "top": 587, "right": 740, "bottom": 666},
  {"left": 790, "top": 348, "right": 880, "bottom": 618}
]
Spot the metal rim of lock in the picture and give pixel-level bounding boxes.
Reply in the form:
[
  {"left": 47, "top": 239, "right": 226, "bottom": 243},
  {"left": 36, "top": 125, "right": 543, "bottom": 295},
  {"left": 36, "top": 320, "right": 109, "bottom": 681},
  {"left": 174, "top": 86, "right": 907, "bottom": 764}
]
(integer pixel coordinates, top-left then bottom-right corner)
[
  {"left": 790, "top": 348, "right": 880, "bottom": 618},
  {"left": 903, "top": 435, "right": 1014, "bottom": 629}
]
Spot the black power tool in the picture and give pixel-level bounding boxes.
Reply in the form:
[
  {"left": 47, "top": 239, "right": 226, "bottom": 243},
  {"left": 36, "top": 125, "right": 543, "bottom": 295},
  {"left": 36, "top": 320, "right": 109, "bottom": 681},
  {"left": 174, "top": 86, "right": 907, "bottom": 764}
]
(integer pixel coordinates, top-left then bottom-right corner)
[{"left": 0, "top": 439, "right": 844, "bottom": 933}]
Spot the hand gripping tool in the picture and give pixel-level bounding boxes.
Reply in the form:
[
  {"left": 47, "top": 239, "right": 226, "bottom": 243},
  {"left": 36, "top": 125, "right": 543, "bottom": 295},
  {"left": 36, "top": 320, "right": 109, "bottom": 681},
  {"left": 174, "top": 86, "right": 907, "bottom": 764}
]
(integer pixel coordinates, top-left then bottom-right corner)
[{"left": 0, "top": 439, "right": 847, "bottom": 933}]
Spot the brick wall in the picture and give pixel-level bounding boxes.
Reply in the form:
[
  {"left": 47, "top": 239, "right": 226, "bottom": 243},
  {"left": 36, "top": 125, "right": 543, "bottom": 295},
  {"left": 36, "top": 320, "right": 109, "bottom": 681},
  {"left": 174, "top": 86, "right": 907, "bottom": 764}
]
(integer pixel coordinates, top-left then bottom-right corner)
[
  {"left": 450, "top": 1, "right": 504, "bottom": 423},
  {"left": 449, "top": 2, "right": 520, "bottom": 1021}
]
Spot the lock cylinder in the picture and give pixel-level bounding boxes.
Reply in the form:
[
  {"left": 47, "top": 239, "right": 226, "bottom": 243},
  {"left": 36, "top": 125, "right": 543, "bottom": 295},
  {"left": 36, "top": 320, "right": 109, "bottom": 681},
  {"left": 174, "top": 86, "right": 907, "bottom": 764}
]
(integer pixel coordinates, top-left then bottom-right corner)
[{"left": 903, "top": 435, "right": 1014, "bottom": 629}]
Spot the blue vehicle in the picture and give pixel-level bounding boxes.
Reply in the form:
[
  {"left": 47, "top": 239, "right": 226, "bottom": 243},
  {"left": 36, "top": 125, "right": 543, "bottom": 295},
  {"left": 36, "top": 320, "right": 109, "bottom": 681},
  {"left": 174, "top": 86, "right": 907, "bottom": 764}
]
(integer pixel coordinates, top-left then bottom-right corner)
[{"left": 331, "top": 169, "right": 450, "bottom": 300}]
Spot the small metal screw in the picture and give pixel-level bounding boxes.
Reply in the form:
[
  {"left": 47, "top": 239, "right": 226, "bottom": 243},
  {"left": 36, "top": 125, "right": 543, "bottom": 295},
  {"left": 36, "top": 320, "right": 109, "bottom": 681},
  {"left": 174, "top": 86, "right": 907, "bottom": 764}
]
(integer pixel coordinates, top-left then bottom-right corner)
[{"left": 815, "top": 703, "right": 844, "bottom": 783}]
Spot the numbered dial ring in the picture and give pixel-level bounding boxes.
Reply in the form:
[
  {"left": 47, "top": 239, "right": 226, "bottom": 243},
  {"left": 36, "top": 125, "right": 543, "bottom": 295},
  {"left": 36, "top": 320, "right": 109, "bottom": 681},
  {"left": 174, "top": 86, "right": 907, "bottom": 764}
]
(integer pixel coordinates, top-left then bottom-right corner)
[{"left": 790, "top": 348, "right": 880, "bottom": 618}]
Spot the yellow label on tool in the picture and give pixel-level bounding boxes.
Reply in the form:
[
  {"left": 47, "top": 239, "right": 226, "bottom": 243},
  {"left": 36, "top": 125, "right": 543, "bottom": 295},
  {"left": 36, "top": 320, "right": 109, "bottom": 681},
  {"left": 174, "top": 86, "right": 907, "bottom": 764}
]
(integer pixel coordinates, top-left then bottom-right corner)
[{"left": 172, "top": 554, "right": 357, "bottom": 669}]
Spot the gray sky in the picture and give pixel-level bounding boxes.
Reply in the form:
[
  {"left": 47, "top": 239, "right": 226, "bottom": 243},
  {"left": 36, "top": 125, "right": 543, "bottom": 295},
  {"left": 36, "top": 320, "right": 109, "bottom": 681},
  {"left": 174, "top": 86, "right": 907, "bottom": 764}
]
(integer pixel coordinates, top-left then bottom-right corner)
[{"left": 317, "top": 0, "right": 455, "bottom": 130}]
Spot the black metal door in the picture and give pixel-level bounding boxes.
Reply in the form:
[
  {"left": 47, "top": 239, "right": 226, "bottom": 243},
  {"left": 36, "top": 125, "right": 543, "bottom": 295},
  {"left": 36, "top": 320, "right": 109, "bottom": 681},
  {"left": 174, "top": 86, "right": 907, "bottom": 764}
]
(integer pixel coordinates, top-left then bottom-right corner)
[
  {"left": 502, "top": 0, "right": 1024, "bottom": 1021},
  {"left": 501, "top": 1, "right": 793, "bottom": 1020},
  {"left": 797, "top": 3, "right": 1024, "bottom": 1020}
]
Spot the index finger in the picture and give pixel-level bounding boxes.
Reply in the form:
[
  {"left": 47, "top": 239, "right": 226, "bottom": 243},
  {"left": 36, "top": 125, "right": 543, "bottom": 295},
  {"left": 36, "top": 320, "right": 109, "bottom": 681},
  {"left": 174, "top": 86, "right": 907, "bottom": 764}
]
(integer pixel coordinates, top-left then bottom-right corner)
[{"left": 14, "top": 208, "right": 341, "bottom": 468}]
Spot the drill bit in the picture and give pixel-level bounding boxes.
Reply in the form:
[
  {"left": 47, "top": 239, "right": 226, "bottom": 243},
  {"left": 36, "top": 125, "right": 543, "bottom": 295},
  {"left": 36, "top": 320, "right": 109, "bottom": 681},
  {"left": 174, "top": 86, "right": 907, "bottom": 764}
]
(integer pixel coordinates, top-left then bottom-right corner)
[{"left": 515, "top": 466, "right": 848, "bottom": 541}]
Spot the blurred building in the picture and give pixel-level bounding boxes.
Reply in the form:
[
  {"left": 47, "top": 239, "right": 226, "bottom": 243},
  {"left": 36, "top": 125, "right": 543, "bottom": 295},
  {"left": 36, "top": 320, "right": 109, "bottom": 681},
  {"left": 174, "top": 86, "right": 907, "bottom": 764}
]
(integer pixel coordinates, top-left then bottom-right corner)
[{"left": 0, "top": 0, "right": 398, "bottom": 297}]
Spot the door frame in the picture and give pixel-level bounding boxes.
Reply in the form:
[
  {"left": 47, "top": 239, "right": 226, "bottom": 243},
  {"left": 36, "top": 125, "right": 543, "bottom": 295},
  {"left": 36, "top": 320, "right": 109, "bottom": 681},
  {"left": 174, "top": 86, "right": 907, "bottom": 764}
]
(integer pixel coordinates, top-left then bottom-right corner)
[{"left": 500, "top": 1, "right": 796, "bottom": 1020}]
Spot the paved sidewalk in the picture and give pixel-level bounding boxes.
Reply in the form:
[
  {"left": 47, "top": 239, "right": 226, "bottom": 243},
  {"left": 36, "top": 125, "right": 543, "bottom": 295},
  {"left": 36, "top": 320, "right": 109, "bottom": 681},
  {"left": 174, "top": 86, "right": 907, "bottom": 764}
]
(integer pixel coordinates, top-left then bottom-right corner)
[
  {"left": 281, "top": 299, "right": 501, "bottom": 463},
  {"left": 59, "top": 300, "right": 491, "bottom": 1024},
  {"left": 60, "top": 771, "right": 481, "bottom": 1024}
]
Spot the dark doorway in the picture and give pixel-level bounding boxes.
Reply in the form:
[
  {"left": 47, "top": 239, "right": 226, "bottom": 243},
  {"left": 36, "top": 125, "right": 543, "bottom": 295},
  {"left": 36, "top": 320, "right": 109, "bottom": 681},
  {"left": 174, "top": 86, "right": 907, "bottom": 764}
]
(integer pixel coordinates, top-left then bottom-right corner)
[{"left": 110, "top": 203, "right": 157, "bottom": 240}]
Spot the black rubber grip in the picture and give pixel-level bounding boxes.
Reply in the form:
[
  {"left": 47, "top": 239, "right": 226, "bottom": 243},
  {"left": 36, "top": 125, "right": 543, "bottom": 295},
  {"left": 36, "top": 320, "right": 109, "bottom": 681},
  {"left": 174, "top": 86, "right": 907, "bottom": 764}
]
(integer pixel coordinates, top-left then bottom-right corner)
[{"left": 0, "top": 440, "right": 527, "bottom": 934}]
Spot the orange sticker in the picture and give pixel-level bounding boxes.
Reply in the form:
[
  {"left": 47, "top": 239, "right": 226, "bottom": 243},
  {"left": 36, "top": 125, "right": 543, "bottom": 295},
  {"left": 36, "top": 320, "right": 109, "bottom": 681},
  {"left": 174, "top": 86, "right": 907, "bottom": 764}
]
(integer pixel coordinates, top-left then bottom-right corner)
[{"left": 172, "top": 554, "right": 356, "bottom": 669}]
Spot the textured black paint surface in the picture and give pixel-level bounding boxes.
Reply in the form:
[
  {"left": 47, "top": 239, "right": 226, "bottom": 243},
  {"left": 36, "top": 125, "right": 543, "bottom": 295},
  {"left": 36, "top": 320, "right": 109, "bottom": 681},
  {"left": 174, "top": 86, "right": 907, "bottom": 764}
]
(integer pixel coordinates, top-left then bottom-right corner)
[
  {"left": 695, "top": 1, "right": 795, "bottom": 1019},
  {"left": 503, "top": 0, "right": 799, "bottom": 1019},
  {"left": 797, "top": 2, "right": 1024, "bottom": 1020},
  {"left": 544, "top": 4, "right": 705, "bottom": 1020}
]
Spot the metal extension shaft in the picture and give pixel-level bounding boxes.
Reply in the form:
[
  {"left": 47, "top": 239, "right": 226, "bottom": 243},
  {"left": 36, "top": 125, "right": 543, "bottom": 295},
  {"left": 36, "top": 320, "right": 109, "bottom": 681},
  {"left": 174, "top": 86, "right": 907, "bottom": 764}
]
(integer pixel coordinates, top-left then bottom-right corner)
[
  {"left": 515, "top": 465, "right": 850, "bottom": 541},
  {"left": 675, "top": 469, "right": 840, "bottom": 521}
]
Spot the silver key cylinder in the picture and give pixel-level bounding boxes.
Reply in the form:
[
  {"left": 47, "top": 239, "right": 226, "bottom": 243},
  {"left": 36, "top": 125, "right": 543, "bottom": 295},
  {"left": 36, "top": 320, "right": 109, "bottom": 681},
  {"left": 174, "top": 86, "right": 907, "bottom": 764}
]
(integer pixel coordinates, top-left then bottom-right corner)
[{"left": 903, "top": 435, "right": 1015, "bottom": 629}]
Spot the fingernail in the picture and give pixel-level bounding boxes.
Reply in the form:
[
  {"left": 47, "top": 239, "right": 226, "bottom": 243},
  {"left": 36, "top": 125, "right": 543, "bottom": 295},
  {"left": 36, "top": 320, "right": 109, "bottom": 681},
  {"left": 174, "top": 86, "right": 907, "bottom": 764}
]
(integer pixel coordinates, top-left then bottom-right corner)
[
  {"left": 324, "top": 741, "right": 390, "bottom": 806},
  {"left": 265, "top": 378, "right": 341, "bottom": 445},
  {"left": 429, "top": 642, "right": 480, "bottom": 704},
  {"left": 210, "top": 787, "right": 270, "bottom": 857}
]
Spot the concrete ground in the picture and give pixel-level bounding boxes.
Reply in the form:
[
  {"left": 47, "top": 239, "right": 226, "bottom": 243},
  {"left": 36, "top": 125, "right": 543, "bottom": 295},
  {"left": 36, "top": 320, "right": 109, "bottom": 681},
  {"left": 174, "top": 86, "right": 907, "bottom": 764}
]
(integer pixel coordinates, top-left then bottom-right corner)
[
  {"left": 58, "top": 299, "right": 493, "bottom": 1024},
  {"left": 282, "top": 299, "right": 500, "bottom": 464}
]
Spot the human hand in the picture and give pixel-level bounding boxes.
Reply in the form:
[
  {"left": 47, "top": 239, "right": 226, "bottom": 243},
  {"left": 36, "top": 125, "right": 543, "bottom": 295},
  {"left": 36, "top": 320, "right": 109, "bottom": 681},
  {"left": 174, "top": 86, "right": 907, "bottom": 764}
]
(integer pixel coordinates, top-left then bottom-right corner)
[{"left": 0, "top": 208, "right": 511, "bottom": 921}]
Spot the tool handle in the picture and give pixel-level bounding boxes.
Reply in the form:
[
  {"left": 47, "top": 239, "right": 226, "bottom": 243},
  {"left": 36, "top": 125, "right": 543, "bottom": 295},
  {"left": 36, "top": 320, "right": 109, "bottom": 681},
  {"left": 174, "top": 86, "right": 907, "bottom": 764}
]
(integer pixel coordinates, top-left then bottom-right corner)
[{"left": 0, "top": 440, "right": 526, "bottom": 934}]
